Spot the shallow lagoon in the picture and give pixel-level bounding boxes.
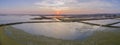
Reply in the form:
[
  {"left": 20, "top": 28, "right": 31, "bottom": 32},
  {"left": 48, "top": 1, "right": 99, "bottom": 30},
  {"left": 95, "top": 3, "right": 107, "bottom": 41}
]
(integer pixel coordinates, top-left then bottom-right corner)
[
  {"left": 12, "top": 22, "right": 120, "bottom": 40},
  {"left": 1, "top": 16, "right": 120, "bottom": 45},
  {"left": 0, "top": 16, "right": 120, "bottom": 40}
]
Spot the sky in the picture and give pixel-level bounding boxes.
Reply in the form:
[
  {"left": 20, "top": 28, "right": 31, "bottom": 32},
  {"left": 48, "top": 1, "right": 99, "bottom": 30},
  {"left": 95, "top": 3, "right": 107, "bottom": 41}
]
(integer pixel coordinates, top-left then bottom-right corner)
[{"left": 0, "top": 0, "right": 120, "bottom": 14}]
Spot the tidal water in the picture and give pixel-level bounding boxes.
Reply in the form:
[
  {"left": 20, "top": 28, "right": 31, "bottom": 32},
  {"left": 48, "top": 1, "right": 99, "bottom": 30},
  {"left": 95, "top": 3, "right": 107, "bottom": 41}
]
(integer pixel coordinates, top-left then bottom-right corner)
[{"left": 0, "top": 15, "right": 120, "bottom": 40}]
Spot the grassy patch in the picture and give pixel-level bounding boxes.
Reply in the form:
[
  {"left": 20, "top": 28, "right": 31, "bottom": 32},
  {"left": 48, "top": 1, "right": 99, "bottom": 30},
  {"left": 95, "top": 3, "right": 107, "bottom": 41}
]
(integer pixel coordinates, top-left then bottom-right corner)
[
  {"left": 0, "top": 27, "right": 22, "bottom": 45},
  {"left": 82, "top": 30, "right": 120, "bottom": 45}
]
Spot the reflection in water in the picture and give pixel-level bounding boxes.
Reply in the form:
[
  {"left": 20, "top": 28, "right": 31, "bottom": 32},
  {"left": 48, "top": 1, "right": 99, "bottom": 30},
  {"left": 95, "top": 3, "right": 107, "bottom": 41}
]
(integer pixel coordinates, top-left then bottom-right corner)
[
  {"left": 1, "top": 16, "right": 120, "bottom": 40},
  {"left": 12, "top": 22, "right": 105, "bottom": 40}
]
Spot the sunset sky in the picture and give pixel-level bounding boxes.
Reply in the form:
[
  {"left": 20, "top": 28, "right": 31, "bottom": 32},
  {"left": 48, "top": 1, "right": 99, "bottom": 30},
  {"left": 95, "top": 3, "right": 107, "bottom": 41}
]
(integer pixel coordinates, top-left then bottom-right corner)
[{"left": 0, "top": 0, "right": 120, "bottom": 14}]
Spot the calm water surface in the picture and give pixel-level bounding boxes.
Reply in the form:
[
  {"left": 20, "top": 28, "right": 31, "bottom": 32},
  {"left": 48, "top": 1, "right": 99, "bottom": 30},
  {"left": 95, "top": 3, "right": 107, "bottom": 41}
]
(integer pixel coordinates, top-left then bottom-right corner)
[{"left": 0, "top": 16, "right": 120, "bottom": 40}]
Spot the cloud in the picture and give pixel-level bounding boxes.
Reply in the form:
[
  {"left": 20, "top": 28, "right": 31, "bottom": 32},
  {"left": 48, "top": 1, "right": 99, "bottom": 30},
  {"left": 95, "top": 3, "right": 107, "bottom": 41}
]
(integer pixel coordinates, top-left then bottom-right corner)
[
  {"left": 34, "top": 0, "right": 118, "bottom": 10},
  {"left": 34, "top": 0, "right": 74, "bottom": 10},
  {"left": 76, "top": 0, "right": 114, "bottom": 9}
]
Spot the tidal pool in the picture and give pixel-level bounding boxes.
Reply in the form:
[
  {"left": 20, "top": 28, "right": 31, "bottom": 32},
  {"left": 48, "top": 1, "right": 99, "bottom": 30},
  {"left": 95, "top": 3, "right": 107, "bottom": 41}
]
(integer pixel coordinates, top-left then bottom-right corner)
[
  {"left": 11, "top": 22, "right": 114, "bottom": 40},
  {"left": 1, "top": 16, "right": 120, "bottom": 40}
]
